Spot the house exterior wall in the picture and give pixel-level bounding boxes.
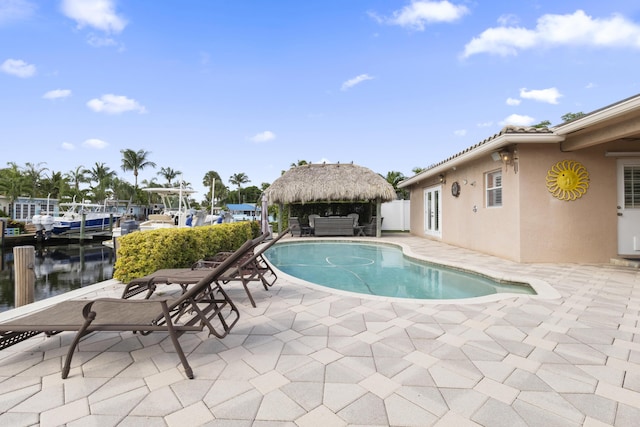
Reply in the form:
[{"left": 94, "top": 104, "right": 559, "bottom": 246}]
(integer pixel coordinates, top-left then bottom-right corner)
[
  {"left": 407, "top": 142, "right": 623, "bottom": 263},
  {"left": 516, "top": 144, "right": 618, "bottom": 263},
  {"left": 408, "top": 155, "right": 523, "bottom": 261}
]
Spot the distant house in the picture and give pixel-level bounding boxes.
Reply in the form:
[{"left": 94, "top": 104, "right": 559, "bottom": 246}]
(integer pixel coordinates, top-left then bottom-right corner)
[
  {"left": 398, "top": 94, "right": 640, "bottom": 263},
  {"left": 0, "top": 196, "right": 60, "bottom": 222},
  {"left": 226, "top": 203, "right": 258, "bottom": 221}
]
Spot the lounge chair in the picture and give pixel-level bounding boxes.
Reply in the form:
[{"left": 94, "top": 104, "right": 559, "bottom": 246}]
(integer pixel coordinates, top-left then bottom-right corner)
[
  {"left": 123, "top": 229, "right": 289, "bottom": 308},
  {"left": 122, "top": 233, "right": 268, "bottom": 300},
  {"left": 288, "top": 217, "right": 301, "bottom": 236},
  {"left": 199, "top": 228, "right": 290, "bottom": 307},
  {"left": 0, "top": 238, "right": 255, "bottom": 380},
  {"left": 308, "top": 214, "right": 319, "bottom": 235},
  {"left": 363, "top": 216, "right": 383, "bottom": 236},
  {"left": 288, "top": 218, "right": 310, "bottom": 236}
]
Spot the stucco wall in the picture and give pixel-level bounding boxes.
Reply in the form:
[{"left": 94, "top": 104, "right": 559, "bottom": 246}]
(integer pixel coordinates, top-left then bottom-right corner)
[
  {"left": 408, "top": 155, "right": 523, "bottom": 261},
  {"left": 517, "top": 144, "right": 618, "bottom": 263},
  {"left": 407, "top": 142, "right": 621, "bottom": 263}
]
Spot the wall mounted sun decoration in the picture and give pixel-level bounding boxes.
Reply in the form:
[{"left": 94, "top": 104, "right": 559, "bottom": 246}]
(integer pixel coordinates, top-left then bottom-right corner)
[{"left": 545, "top": 160, "right": 589, "bottom": 201}]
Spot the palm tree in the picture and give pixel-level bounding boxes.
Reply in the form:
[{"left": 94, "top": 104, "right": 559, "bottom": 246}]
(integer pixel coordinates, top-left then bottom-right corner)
[
  {"left": 67, "top": 165, "right": 86, "bottom": 189},
  {"left": 157, "top": 166, "right": 181, "bottom": 187},
  {"left": 412, "top": 167, "right": 426, "bottom": 175},
  {"left": 110, "top": 177, "right": 136, "bottom": 203},
  {"left": 39, "top": 170, "right": 69, "bottom": 199},
  {"left": 229, "top": 172, "right": 250, "bottom": 204},
  {"left": 384, "top": 171, "right": 407, "bottom": 200},
  {"left": 23, "top": 161, "right": 49, "bottom": 197},
  {"left": 203, "top": 170, "right": 223, "bottom": 208},
  {"left": 85, "top": 162, "right": 116, "bottom": 202},
  {"left": 121, "top": 149, "right": 157, "bottom": 188},
  {"left": 0, "top": 162, "right": 29, "bottom": 204}
]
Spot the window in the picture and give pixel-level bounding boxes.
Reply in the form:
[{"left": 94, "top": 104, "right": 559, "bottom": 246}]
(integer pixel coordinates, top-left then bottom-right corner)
[
  {"left": 486, "top": 170, "right": 502, "bottom": 207},
  {"left": 624, "top": 165, "right": 640, "bottom": 208}
]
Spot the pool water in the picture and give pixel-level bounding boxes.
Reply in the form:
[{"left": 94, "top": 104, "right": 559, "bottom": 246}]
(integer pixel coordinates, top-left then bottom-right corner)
[{"left": 265, "top": 241, "right": 535, "bottom": 300}]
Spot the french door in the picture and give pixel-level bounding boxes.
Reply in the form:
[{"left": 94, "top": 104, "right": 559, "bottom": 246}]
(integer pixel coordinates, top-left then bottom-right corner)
[
  {"left": 424, "top": 186, "right": 442, "bottom": 238},
  {"left": 618, "top": 159, "right": 640, "bottom": 255}
]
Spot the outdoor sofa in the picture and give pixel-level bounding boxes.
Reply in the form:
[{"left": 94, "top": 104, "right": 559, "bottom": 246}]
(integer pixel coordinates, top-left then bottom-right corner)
[{"left": 313, "top": 216, "right": 356, "bottom": 236}]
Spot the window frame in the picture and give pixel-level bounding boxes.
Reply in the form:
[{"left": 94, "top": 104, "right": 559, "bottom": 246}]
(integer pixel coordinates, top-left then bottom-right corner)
[{"left": 485, "top": 169, "right": 503, "bottom": 208}]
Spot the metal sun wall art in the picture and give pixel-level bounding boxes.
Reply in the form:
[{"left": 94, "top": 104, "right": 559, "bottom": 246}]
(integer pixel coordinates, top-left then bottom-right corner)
[{"left": 545, "top": 160, "right": 590, "bottom": 201}]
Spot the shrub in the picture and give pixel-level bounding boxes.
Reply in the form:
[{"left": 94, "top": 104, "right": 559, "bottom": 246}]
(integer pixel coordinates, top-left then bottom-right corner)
[{"left": 113, "top": 221, "right": 261, "bottom": 283}]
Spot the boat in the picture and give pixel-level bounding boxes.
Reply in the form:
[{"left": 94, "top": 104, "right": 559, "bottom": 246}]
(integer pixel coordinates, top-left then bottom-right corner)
[
  {"left": 46, "top": 199, "right": 122, "bottom": 236},
  {"left": 111, "top": 187, "right": 206, "bottom": 238}
]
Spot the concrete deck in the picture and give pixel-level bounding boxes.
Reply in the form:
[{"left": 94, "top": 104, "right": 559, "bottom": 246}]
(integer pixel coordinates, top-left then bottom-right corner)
[{"left": 0, "top": 233, "right": 639, "bottom": 426}]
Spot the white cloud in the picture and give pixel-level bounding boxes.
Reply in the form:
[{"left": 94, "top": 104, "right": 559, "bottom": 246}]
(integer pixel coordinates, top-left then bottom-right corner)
[
  {"left": 585, "top": 82, "right": 596, "bottom": 89},
  {"left": 497, "top": 14, "right": 519, "bottom": 27},
  {"left": 86, "top": 33, "right": 118, "bottom": 47},
  {"left": 477, "top": 121, "right": 493, "bottom": 127},
  {"left": 86, "top": 94, "right": 146, "bottom": 114},
  {"left": 341, "top": 74, "right": 374, "bottom": 91},
  {"left": 250, "top": 131, "right": 276, "bottom": 143},
  {"left": 463, "top": 10, "right": 640, "bottom": 58},
  {"left": 43, "top": 89, "right": 72, "bottom": 99},
  {"left": 61, "top": 142, "right": 75, "bottom": 150},
  {"left": 506, "top": 97, "right": 521, "bottom": 106},
  {"left": 500, "top": 114, "right": 536, "bottom": 126},
  {"left": 61, "top": 0, "right": 127, "bottom": 33},
  {"left": 454, "top": 129, "right": 467, "bottom": 137},
  {"left": 520, "top": 87, "right": 562, "bottom": 104},
  {"left": 82, "top": 138, "right": 108, "bottom": 149},
  {"left": 0, "top": 0, "right": 36, "bottom": 25},
  {"left": 371, "top": 1, "right": 469, "bottom": 30},
  {"left": 1, "top": 58, "right": 35, "bottom": 77}
]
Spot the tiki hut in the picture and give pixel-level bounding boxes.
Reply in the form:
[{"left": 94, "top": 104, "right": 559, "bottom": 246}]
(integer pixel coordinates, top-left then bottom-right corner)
[{"left": 264, "top": 163, "right": 396, "bottom": 237}]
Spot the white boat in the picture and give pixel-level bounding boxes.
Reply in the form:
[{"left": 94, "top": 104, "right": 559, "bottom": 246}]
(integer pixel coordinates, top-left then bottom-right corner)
[
  {"left": 111, "top": 187, "right": 206, "bottom": 237},
  {"left": 47, "top": 199, "right": 122, "bottom": 236}
]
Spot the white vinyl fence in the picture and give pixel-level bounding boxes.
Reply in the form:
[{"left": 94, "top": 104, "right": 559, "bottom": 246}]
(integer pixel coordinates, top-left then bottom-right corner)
[{"left": 380, "top": 200, "right": 410, "bottom": 231}]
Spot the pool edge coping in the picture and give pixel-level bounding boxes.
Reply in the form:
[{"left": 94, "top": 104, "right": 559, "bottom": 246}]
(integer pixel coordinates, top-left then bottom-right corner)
[{"left": 264, "top": 237, "right": 562, "bottom": 305}]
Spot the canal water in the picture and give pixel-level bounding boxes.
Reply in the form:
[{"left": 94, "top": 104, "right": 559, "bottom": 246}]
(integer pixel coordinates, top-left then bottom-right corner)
[{"left": 0, "top": 243, "right": 115, "bottom": 313}]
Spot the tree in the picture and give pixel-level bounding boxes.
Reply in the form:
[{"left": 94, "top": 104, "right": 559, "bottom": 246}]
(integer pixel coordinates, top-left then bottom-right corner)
[
  {"left": 110, "top": 177, "right": 136, "bottom": 202},
  {"left": 85, "top": 162, "right": 116, "bottom": 202},
  {"left": 39, "top": 170, "right": 69, "bottom": 199},
  {"left": 65, "top": 165, "right": 88, "bottom": 200},
  {"left": 561, "top": 112, "right": 586, "bottom": 122},
  {"left": 229, "top": 172, "right": 250, "bottom": 204},
  {"left": 203, "top": 170, "right": 224, "bottom": 208},
  {"left": 412, "top": 167, "right": 426, "bottom": 175},
  {"left": 0, "top": 162, "right": 29, "bottom": 204},
  {"left": 532, "top": 120, "right": 552, "bottom": 128},
  {"left": 157, "top": 166, "right": 181, "bottom": 187},
  {"left": 384, "top": 171, "right": 407, "bottom": 199},
  {"left": 23, "top": 161, "right": 49, "bottom": 197},
  {"left": 121, "top": 149, "right": 157, "bottom": 189}
]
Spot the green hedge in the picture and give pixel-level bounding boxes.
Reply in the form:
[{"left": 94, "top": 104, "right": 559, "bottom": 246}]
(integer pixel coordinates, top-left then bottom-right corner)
[{"left": 113, "top": 221, "right": 260, "bottom": 283}]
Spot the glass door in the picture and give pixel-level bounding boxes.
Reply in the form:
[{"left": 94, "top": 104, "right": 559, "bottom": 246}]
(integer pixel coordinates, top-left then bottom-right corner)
[{"left": 424, "top": 186, "right": 442, "bottom": 238}]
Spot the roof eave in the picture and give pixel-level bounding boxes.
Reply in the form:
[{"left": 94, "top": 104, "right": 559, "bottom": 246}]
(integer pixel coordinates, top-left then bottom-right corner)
[
  {"left": 553, "top": 93, "right": 640, "bottom": 135},
  {"left": 398, "top": 133, "right": 564, "bottom": 188}
]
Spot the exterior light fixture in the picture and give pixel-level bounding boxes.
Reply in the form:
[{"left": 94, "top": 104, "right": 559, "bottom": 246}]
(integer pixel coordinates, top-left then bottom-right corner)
[
  {"left": 499, "top": 149, "right": 513, "bottom": 166},
  {"left": 438, "top": 173, "right": 445, "bottom": 183}
]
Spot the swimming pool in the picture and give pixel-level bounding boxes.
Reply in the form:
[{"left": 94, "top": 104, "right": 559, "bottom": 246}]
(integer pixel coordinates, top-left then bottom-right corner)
[{"left": 264, "top": 241, "right": 535, "bottom": 300}]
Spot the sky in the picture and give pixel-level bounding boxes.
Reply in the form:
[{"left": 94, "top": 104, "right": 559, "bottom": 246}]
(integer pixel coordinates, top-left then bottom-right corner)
[{"left": 2, "top": 0, "right": 640, "bottom": 201}]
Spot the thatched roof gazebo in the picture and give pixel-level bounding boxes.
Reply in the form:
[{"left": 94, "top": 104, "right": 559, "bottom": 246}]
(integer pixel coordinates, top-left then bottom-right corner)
[{"left": 264, "top": 163, "right": 396, "bottom": 237}]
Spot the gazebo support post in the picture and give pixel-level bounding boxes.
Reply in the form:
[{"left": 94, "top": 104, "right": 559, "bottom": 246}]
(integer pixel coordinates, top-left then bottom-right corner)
[
  {"left": 278, "top": 203, "right": 284, "bottom": 234},
  {"left": 375, "top": 198, "right": 382, "bottom": 238}
]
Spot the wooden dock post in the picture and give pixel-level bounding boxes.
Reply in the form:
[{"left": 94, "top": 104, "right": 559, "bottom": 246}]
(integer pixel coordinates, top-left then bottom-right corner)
[{"left": 14, "top": 245, "right": 35, "bottom": 307}]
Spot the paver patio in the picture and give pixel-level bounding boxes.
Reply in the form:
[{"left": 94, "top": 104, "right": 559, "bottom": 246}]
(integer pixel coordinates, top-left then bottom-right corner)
[{"left": 0, "top": 233, "right": 639, "bottom": 426}]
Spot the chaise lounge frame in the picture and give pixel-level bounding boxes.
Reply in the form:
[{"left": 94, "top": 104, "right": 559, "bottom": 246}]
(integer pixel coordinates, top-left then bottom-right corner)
[
  {"left": 0, "top": 238, "right": 256, "bottom": 380},
  {"left": 121, "top": 228, "right": 289, "bottom": 308}
]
